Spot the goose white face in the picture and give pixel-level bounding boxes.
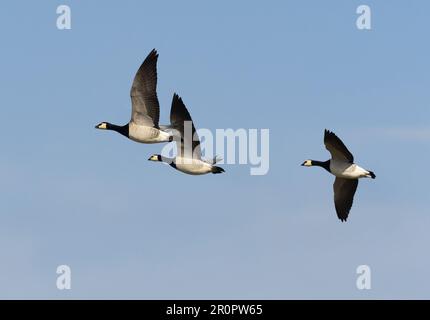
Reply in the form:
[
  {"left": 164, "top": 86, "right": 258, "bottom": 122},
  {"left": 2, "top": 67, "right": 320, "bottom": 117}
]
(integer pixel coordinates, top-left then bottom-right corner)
[
  {"left": 148, "top": 155, "right": 159, "bottom": 161},
  {"left": 302, "top": 160, "right": 312, "bottom": 167},
  {"left": 96, "top": 122, "right": 107, "bottom": 130}
]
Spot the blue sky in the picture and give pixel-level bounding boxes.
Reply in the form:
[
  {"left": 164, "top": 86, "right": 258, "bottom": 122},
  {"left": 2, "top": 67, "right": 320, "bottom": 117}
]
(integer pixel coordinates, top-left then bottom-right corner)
[{"left": 0, "top": 0, "right": 429, "bottom": 299}]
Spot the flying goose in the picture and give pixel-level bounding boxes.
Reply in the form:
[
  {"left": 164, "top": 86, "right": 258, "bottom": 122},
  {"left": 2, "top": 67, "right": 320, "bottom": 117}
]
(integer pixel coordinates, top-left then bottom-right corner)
[
  {"left": 301, "top": 129, "right": 375, "bottom": 222},
  {"left": 148, "top": 94, "right": 225, "bottom": 175},
  {"left": 95, "top": 49, "right": 172, "bottom": 143}
]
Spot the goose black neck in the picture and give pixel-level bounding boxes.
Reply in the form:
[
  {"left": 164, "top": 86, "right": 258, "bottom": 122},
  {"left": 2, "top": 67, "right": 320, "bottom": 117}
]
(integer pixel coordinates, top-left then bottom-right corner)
[
  {"left": 161, "top": 156, "right": 176, "bottom": 168},
  {"left": 108, "top": 123, "right": 129, "bottom": 137},
  {"left": 312, "top": 160, "right": 331, "bottom": 172},
  {"left": 155, "top": 155, "right": 176, "bottom": 167}
]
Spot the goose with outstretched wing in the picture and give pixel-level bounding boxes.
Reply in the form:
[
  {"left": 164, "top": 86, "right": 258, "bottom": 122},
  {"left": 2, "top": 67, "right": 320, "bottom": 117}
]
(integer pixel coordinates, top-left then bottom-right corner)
[
  {"left": 148, "top": 94, "right": 224, "bottom": 175},
  {"left": 301, "top": 130, "right": 375, "bottom": 222},
  {"left": 95, "top": 49, "right": 172, "bottom": 144}
]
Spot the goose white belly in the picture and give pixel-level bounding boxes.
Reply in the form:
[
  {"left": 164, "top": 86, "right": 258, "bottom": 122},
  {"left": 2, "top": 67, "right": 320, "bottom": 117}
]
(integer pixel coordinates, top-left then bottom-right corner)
[
  {"left": 128, "top": 122, "right": 170, "bottom": 143},
  {"left": 330, "top": 160, "right": 369, "bottom": 179},
  {"left": 174, "top": 157, "right": 213, "bottom": 175}
]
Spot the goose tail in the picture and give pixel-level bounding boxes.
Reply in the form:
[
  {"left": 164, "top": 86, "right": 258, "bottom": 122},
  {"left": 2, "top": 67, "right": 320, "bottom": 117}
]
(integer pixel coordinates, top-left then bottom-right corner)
[
  {"left": 367, "top": 170, "right": 376, "bottom": 179},
  {"left": 211, "top": 166, "right": 225, "bottom": 174}
]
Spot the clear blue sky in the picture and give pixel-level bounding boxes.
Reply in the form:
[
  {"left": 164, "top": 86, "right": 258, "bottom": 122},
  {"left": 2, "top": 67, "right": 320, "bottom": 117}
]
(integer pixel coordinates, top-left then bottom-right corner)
[{"left": 0, "top": 0, "right": 429, "bottom": 299}]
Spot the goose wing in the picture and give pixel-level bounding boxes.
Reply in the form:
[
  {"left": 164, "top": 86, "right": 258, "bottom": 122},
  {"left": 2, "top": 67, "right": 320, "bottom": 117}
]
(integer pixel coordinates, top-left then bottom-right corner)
[
  {"left": 170, "top": 93, "right": 202, "bottom": 160},
  {"left": 324, "top": 129, "right": 354, "bottom": 163},
  {"left": 333, "top": 178, "right": 358, "bottom": 222},
  {"left": 130, "top": 49, "right": 160, "bottom": 128}
]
